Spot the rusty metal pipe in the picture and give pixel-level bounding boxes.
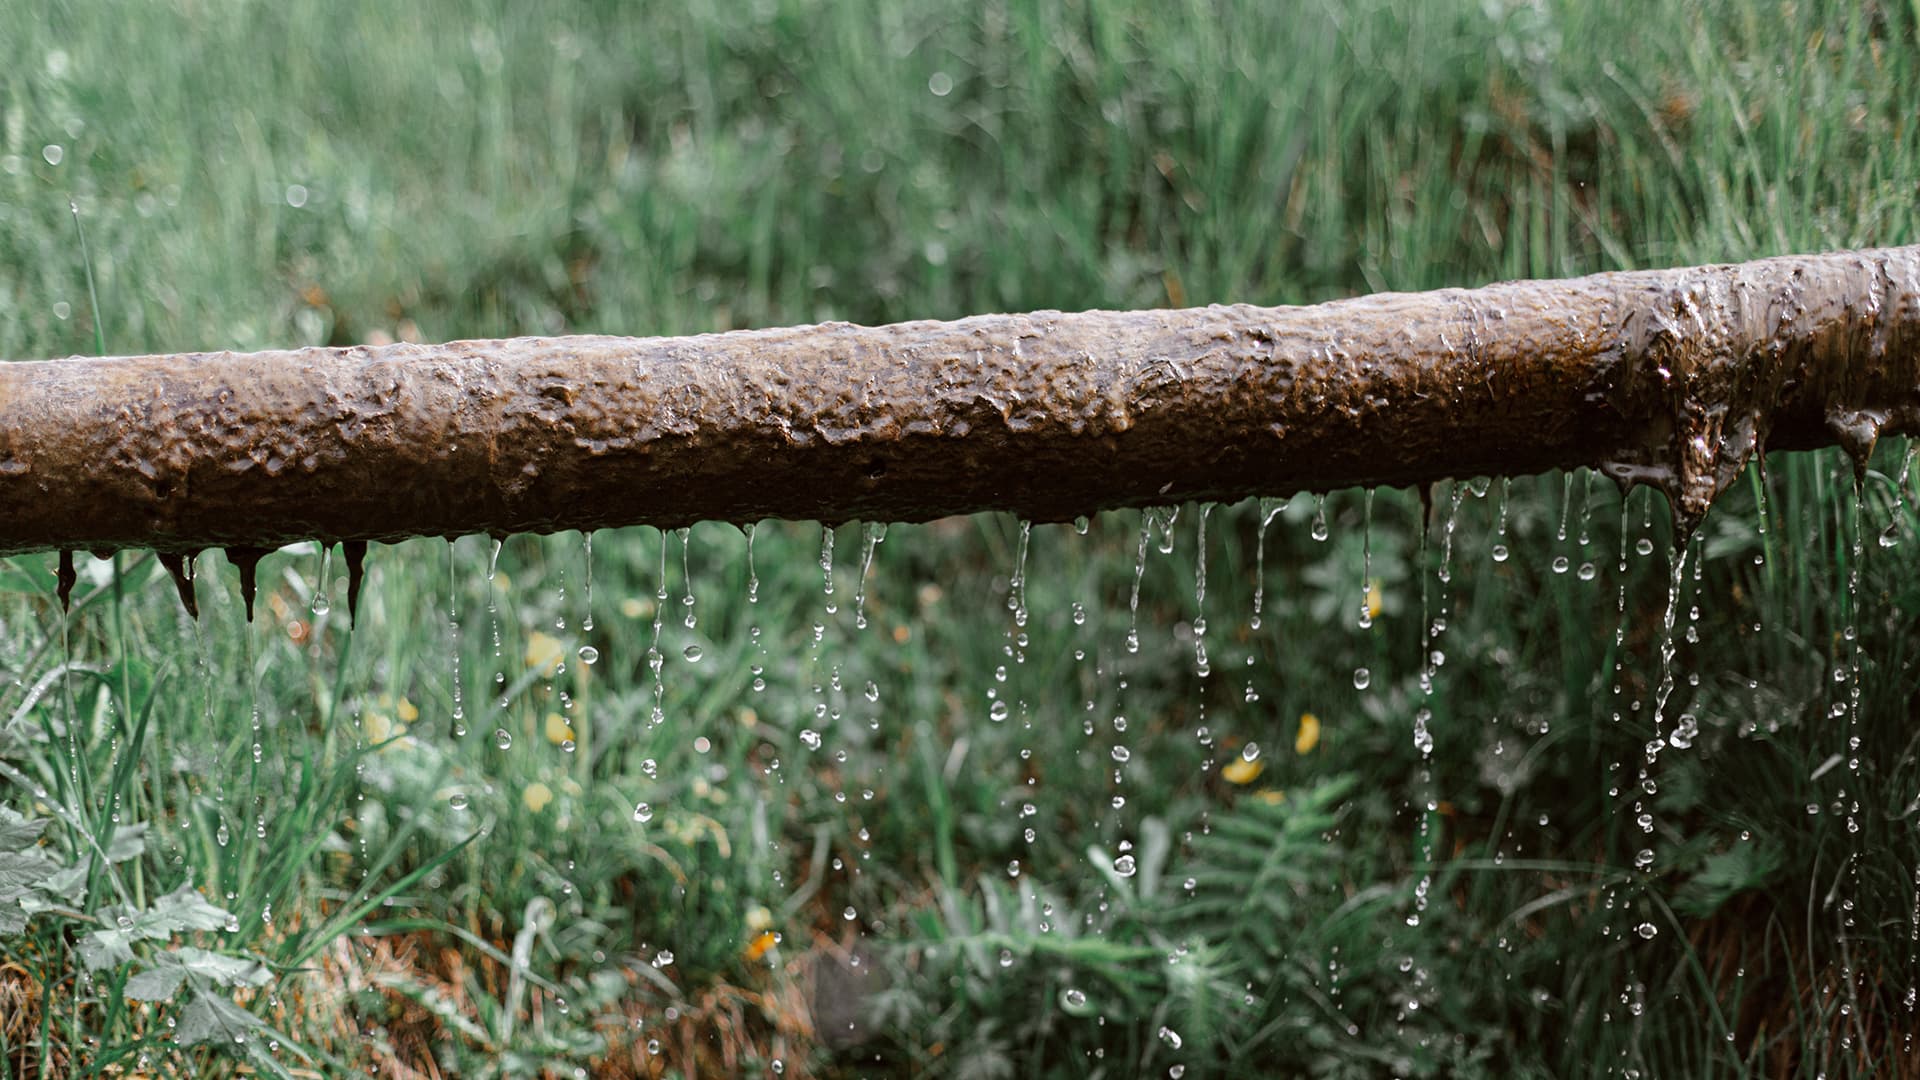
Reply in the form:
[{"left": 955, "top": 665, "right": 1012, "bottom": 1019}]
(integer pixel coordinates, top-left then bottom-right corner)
[{"left": 2, "top": 247, "right": 1917, "bottom": 568}]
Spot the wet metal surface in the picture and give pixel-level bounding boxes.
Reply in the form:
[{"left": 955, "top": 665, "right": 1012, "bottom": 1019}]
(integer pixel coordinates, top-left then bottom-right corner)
[{"left": 0, "top": 246, "right": 1915, "bottom": 557}]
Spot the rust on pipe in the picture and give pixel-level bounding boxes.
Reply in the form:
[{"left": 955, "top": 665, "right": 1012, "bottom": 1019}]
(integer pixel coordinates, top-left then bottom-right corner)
[{"left": 1, "top": 246, "right": 1917, "bottom": 565}]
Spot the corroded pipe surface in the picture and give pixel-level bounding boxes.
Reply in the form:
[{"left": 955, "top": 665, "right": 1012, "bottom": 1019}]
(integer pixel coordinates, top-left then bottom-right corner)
[{"left": 2, "top": 246, "right": 1917, "bottom": 560}]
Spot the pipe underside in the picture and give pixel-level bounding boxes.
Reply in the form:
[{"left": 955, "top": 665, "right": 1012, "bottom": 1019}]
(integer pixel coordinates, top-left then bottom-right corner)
[{"left": 2, "top": 246, "right": 1917, "bottom": 567}]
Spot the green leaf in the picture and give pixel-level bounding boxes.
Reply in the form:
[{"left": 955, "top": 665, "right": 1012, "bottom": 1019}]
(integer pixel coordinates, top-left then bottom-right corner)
[
  {"left": 127, "top": 946, "right": 271, "bottom": 1001},
  {"left": 176, "top": 990, "right": 265, "bottom": 1048},
  {"left": 177, "top": 947, "right": 272, "bottom": 988},
  {"left": 125, "top": 965, "right": 189, "bottom": 1002},
  {"left": 0, "top": 886, "right": 30, "bottom": 934},
  {"left": 105, "top": 822, "right": 149, "bottom": 863},
  {"left": 1673, "top": 843, "right": 1783, "bottom": 917},
  {"left": 0, "top": 807, "right": 50, "bottom": 853},
  {"left": 0, "top": 850, "right": 58, "bottom": 890},
  {"left": 79, "top": 927, "right": 134, "bottom": 971},
  {"left": 145, "top": 883, "right": 233, "bottom": 934},
  {"left": 35, "top": 862, "right": 89, "bottom": 906}
]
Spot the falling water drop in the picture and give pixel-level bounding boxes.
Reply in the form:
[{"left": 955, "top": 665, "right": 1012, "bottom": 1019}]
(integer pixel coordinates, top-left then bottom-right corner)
[
  {"left": 1126, "top": 512, "right": 1151, "bottom": 654},
  {"left": 581, "top": 530, "right": 596, "bottom": 632},
  {"left": 744, "top": 522, "right": 760, "bottom": 604},
  {"left": 819, "top": 524, "right": 836, "bottom": 613},
  {"left": 447, "top": 541, "right": 465, "bottom": 731},
  {"left": 678, "top": 527, "right": 697, "bottom": 630},
  {"left": 1251, "top": 496, "right": 1287, "bottom": 630},
  {"left": 1311, "top": 495, "right": 1330, "bottom": 542},
  {"left": 311, "top": 545, "right": 332, "bottom": 615},
  {"left": 1007, "top": 520, "right": 1032, "bottom": 628},
  {"left": 1491, "top": 477, "right": 1511, "bottom": 562},
  {"left": 1192, "top": 505, "right": 1212, "bottom": 678},
  {"left": 853, "top": 521, "right": 887, "bottom": 630},
  {"left": 1358, "top": 490, "right": 1375, "bottom": 629}
]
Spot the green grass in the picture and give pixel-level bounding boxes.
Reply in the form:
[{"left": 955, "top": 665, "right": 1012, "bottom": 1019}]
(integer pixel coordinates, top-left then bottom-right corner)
[{"left": 3, "top": 0, "right": 1920, "bottom": 1076}]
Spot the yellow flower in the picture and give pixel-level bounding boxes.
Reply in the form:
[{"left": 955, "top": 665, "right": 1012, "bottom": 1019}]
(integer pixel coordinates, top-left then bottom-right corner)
[
  {"left": 619, "top": 596, "right": 652, "bottom": 620},
  {"left": 525, "top": 631, "right": 565, "bottom": 675},
  {"left": 544, "top": 712, "right": 575, "bottom": 745},
  {"left": 745, "top": 905, "right": 773, "bottom": 932},
  {"left": 396, "top": 697, "right": 419, "bottom": 723},
  {"left": 1254, "top": 789, "right": 1287, "bottom": 806},
  {"left": 1365, "top": 580, "right": 1383, "bottom": 621},
  {"left": 365, "top": 711, "right": 403, "bottom": 743},
  {"left": 1296, "top": 712, "right": 1321, "bottom": 755},
  {"left": 523, "top": 781, "right": 554, "bottom": 814},
  {"left": 1222, "top": 754, "right": 1264, "bottom": 785},
  {"left": 744, "top": 930, "right": 780, "bottom": 962}
]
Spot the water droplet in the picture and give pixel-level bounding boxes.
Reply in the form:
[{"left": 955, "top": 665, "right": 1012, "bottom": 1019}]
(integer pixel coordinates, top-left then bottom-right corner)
[
  {"left": 1113, "top": 854, "right": 1137, "bottom": 877},
  {"left": 1551, "top": 555, "right": 1570, "bottom": 574},
  {"left": 864, "top": 680, "right": 880, "bottom": 702},
  {"left": 1111, "top": 746, "right": 1131, "bottom": 763},
  {"left": 1491, "top": 544, "right": 1509, "bottom": 562},
  {"left": 42, "top": 144, "right": 63, "bottom": 166},
  {"left": 682, "top": 644, "right": 704, "bottom": 663},
  {"left": 842, "top": 905, "right": 858, "bottom": 921},
  {"left": 449, "top": 793, "right": 470, "bottom": 811},
  {"left": 1352, "top": 667, "right": 1371, "bottom": 690},
  {"left": 494, "top": 728, "right": 513, "bottom": 750},
  {"left": 800, "top": 729, "right": 822, "bottom": 750},
  {"left": 1158, "top": 1026, "right": 1183, "bottom": 1050},
  {"left": 1635, "top": 922, "right": 1658, "bottom": 940},
  {"left": 1240, "top": 743, "right": 1260, "bottom": 762},
  {"left": 216, "top": 824, "right": 230, "bottom": 847},
  {"left": 633, "top": 802, "right": 653, "bottom": 822},
  {"left": 578, "top": 645, "right": 599, "bottom": 665},
  {"left": 988, "top": 700, "right": 1009, "bottom": 722},
  {"left": 1636, "top": 537, "right": 1655, "bottom": 557}
]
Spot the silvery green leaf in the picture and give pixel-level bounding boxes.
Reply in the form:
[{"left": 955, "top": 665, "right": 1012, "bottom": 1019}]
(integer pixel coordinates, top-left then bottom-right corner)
[
  {"left": 144, "top": 884, "right": 231, "bottom": 935},
  {"left": 0, "top": 850, "right": 57, "bottom": 891},
  {"left": 0, "top": 808, "right": 49, "bottom": 854},
  {"left": 78, "top": 928, "right": 134, "bottom": 971},
  {"left": 177, "top": 947, "right": 272, "bottom": 988},
  {"left": 175, "top": 990, "right": 264, "bottom": 1047},
  {"left": 105, "top": 823, "right": 149, "bottom": 863},
  {"left": 125, "top": 964, "right": 188, "bottom": 1002},
  {"left": 34, "top": 861, "right": 89, "bottom": 906},
  {"left": 0, "top": 886, "right": 29, "bottom": 935}
]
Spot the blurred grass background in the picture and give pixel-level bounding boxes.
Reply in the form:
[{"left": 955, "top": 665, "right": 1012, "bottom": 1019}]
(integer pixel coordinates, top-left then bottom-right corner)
[{"left": 2, "top": 0, "right": 1919, "bottom": 1076}]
